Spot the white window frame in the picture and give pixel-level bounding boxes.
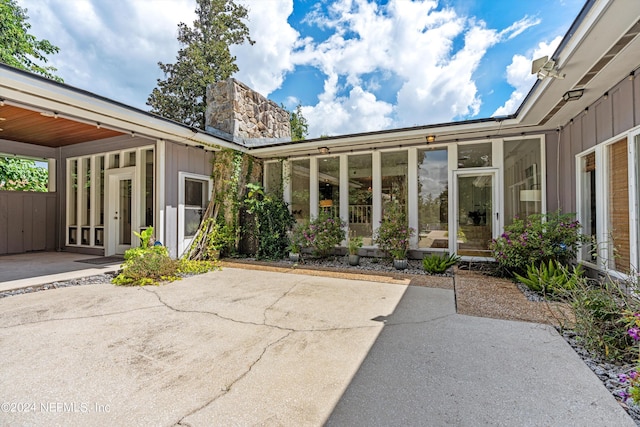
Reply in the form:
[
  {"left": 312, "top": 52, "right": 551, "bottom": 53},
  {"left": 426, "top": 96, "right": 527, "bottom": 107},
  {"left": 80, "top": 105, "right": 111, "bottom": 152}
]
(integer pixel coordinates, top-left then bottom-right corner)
[{"left": 178, "top": 171, "right": 212, "bottom": 257}]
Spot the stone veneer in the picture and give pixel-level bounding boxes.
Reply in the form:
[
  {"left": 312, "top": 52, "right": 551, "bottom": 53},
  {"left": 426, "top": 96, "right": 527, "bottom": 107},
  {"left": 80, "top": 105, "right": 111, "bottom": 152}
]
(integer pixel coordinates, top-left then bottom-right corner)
[{"left": 205, "top": 78, "right": 290, "bottom": 146}]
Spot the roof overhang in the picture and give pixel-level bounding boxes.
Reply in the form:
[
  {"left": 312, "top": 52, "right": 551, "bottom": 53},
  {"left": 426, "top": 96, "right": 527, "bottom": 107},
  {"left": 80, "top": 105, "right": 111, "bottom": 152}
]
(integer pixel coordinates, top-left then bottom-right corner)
[{"left": 0, "top": 64, "right": 240, "bottom": 152}]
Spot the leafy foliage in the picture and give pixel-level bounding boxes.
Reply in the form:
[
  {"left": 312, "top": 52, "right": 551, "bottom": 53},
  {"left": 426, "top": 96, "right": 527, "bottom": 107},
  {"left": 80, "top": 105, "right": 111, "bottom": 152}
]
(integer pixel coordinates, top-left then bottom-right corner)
[
  {"left": 491, "top": 211, "right": 587, "bottom": 277},
  {"left": 374, "top": 202, "right": 415, "bottom": 260},
  {"left": 514, "top": 260, "right": 584, "bottom": 298},
  {"left": 570, "top": 279, "right": 640, "bottom": 362},
  {"left": 422, "top": 253, "right": 460, "bottom": 274},
  {"left": 347, "top": 236, "right": 363, "bottom": 255},
  {"left": 114, "top": 227, "right": 217, "bottom": 285},
  {"left": 288, "top": 104, "right": 309, "bottom": 141},
  {"left": 293, "top": 211, "right": 346, "bottom": 257},
  {"left": 244, "top": 183, "right": 295, "bottom": 259},
  {"left": 0, "top": 157, "right": 48, "bottom": 191},
  {"left": 0, "top": 0, "right": 62, "bottom": 81},
  {"left": 146, "top": 0, "right": 253, "bottom": 128}
]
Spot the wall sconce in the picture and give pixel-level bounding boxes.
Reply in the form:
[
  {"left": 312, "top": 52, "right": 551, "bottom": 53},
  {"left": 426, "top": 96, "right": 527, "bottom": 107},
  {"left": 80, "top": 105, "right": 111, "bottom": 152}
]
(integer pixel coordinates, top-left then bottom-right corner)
[
  {"left": 562, "top": 88, "right": 584, "bottom": 102},
  {"left": 318, "top": 147, "right": 330, "bottom": 154},
  {"left": 425, "top": 135, "right": 436, "bottom": 144},
  {"left": 603, "top": 92, "right": 608, "bottom": 100}
]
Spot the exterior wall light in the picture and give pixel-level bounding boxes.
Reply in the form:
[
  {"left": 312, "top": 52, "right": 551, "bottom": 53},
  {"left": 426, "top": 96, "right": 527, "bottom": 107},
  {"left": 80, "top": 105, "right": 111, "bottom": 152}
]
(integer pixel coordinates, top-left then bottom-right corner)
[
  {"left": 425, "top": 135, "right": 436, "bottom": 144},
  {"left": 562, "top": 89, "right": 584, "bottom": 102},
  {"left": 318, "top": 147, "right": 330, "bottom": 154}
]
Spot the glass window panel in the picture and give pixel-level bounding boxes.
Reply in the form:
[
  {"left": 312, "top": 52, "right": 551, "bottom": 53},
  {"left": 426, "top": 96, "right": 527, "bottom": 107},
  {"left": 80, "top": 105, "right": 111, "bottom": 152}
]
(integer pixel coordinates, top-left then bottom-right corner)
[
  {"left": 318, "top": 156, "right": 340, "bottom": 218},
  {"left": 110, "top": 153, "right": 120, "bottom": 169},
  {"left": 95, "top": 156, "right": 105, "bottom": 226},
  {"left": 265, "top": 162, "right": 283, "bottom": 196},
  {"left": 185, "top": 179, "right": 204, "bottom": 207},
  {"left": 608, "top": 140, "right": 630, "bottom": 272},
  {"left": 124, "top": 151, "right": 136, "bottom": 167},
  {"left": 68, "top": 159, "right": 78, "bottom": 226},
  {"left": 381, "top": 151, "right": 408, "bottom": 214},
  {"left": 291, "top": 159, "right": 310, "bottom": 223},
  {"left": 141, "top": 149, "right": 154, "bottom": 227},
  {"left": 458, "top": 143, "right": 492, "bottom": 168},
  {"left": 580, "top": 152, "right": 597, "bottom": 263},
  {"left": 417, "top": 148, "right": 448, "bottom": 249},
  {"left": 348, "top": 154, "right": 373, "bottom": 243},
  {"left": 119, "top": 179, "right": 132, "bottom": 245},
  {"left": 184, "top": 208, "right": 203, "bottom": 238},
  {"left": 503, "top": 139, "right": 542, "bottom": 226},
  {"left": 81, "top": 158, "right": 91, "bottom": 227}
]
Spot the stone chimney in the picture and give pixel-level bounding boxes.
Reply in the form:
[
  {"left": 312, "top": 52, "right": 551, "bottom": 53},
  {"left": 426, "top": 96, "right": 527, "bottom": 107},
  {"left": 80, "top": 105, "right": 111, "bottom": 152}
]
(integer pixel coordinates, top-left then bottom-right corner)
[{"left": 205, "top": 78, "right": 291, "bottom": 146}]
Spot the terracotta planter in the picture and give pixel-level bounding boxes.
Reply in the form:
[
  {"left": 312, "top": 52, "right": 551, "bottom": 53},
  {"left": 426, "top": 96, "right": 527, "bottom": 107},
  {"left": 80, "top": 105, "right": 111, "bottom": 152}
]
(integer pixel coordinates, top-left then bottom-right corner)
[
  {"left": 393, "top": 259, "right": 408, "bottom": 270},
  {"left": 348, "top": 254, "right": 360, "bottom": 266}
]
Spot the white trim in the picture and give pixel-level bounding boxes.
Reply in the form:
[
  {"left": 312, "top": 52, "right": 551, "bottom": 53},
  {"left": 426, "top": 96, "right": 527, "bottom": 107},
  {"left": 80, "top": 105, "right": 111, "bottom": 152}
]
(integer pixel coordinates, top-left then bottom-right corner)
[
  {"left": 371, "top": 150, "right": 382, "bottom": 238},
  {"left": 177, "top": 171, "right": 213, "bottom": 258},
  {"left": 629, "top": 131, "right": 640, "bottom": 272},
  {"left": 339, "top": 154, "right": 348, "bottom": 243},
  {"left": 156, "top": 139, "right": 165, "bottom": 246},
  {"left": 407, "top": 147, "right": 419, "bottom": 248},
  {"left": 309, "top": 158, "right": 319, "bottom": 219}
]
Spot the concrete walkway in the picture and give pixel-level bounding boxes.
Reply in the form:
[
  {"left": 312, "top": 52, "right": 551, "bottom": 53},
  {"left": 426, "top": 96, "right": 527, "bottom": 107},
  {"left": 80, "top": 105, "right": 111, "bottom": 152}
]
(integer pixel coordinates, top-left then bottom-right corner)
[
  {"left": 0, "top": 252, "right": 122, "bottom": 292},
  {"left": 0, "top": 268, "right": 633, "bottom": 426}
]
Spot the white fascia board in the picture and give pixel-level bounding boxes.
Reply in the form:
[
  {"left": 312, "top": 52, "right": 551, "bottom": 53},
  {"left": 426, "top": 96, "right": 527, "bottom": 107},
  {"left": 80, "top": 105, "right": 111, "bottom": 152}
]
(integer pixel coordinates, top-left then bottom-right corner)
[
  {"left": 0, "top": 70, "right": 243, "bottom": 152},
  {"left": 249, "top": 119, "right": 512, "bottom": 158}
]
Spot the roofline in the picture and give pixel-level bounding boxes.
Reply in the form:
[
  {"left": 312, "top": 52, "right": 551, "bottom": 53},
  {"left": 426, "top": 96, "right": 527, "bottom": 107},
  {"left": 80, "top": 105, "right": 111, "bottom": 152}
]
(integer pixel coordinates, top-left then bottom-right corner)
[{"left": 0, "top": 63, "right": 240, "bottom": 151}]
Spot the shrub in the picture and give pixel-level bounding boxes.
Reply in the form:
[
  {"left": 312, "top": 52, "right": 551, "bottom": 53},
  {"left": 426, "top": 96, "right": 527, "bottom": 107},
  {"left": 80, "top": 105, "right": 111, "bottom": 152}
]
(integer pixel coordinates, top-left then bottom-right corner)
[
  {"left": 113, "top": 245, "right": 180, "bottom": 286},
  {"left": 303, "top": 211, "right": 346, "bottom": 257},
  {"left": 422, "top": 253, "right": 460, "bottom": 274},
  {"left": 491, "top": 211, "right": 587, "bottom": 277},
  {"left": 244, "top": 183, "right": 295, "bottom": 259},
  {"left": 514, "top": 260, "right": 584, "bottom": 298},
  {"left": 177, "top": 258, "right": 220, "bottom": 275},
  {"left": 374, "top": 202, "right": 415, "bottom": 260},
  {"left": 570, "top": 279, "right": 640, "bottom": 362}
]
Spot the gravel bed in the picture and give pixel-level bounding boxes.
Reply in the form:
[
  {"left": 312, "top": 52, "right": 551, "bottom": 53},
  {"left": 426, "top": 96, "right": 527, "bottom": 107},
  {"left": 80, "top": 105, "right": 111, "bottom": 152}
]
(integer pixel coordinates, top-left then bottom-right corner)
[{"left": 0, "top": 273, "right": 116, "bottom": 299}]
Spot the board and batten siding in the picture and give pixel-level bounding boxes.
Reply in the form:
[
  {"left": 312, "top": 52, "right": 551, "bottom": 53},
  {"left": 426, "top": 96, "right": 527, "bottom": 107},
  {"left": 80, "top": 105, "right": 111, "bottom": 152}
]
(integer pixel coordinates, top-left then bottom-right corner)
[
  {"left": 548, "top": 75, "right": 639, "bottom": 214},
  {"left": 163, "top": 142, "right": 214, "bottom": 258},
  {"left": 0, "top": 191, "right": 56, "bottom": 255}
]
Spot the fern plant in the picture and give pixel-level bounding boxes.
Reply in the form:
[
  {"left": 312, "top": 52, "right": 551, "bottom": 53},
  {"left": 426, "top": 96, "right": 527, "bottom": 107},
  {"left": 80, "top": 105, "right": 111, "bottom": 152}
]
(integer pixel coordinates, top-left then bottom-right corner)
[
  {"left": 514, "top": 260, "right": 584, "bottom": 297},
  {"left": 422, "top": 253, "right": 460, "bottom": 274}
]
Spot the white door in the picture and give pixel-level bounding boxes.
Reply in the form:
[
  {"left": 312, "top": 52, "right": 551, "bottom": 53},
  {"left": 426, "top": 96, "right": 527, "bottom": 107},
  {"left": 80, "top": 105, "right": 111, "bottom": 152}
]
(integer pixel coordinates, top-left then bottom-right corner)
[
  {"left": 106, "top": 168, "right": 136, "bottom": 255},
  {"left": 453, "top": 170, "right": 498, "bottom": 257}
]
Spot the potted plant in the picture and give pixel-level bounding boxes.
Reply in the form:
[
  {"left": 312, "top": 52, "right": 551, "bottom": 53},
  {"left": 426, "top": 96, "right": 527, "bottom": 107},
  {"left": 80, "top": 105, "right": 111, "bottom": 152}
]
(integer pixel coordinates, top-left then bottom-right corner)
[
  {"left": 374, "top": 202, "right": 415, "bottom": 270},
  {"left": 288, "top": 223, "right": 307, "bottom": 262},
  {"left": 347, "top": 235, "right": 363, "bottom": 266}
]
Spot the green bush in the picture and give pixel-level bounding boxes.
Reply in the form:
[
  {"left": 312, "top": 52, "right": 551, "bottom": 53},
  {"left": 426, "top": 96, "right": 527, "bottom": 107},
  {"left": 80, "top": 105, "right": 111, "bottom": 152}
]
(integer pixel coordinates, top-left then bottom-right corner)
[
  {"left": 491, "top": 211, "right": 587, "bottom": 277},
  {"left": 422, "top": 253, "right": 460, "bottom": 274},
  {"left": 113, "top": 245, "right": 180, "bottom": 286},
  {"left": 514, "top": 260, "right": 584, "bottom": 298},
  {"left": 295, "top": 211, "right": 346, "bottom": 257},
  {"left": 244, "top": 183, "right": 295, "bottom": 259},
  {"left": 570, "top": 280, "right": 640, "bottom": 362},
  {"left": 177, "top": 258, "right": 220, "bottom": 275},
  {"left": 374, "top": 202, "right": 415, "bottom": 260}
]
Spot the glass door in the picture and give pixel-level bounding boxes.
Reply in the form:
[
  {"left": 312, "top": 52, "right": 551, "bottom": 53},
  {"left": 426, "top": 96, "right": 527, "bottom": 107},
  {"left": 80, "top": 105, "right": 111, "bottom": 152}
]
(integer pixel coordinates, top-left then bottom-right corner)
[
  {"left": 454, "top": 171, "right": 497, "bottom": 257},
  {"left": 106, "top": 168, "right": 135, "bottom": 255}
]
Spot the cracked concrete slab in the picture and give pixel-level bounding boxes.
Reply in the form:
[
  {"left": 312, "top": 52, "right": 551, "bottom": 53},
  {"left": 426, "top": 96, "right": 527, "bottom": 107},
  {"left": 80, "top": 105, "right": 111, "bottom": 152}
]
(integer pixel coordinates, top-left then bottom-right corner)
[
  {"left": 0, "top": 267, "right": 633, "bottom": 426},
  {"left": 0, "top": 268, "right": 406, "bottom": 426}
]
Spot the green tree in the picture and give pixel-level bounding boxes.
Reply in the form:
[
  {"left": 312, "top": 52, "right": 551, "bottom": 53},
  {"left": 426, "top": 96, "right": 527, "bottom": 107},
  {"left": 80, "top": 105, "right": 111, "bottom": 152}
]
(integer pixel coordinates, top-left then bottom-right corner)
[
  {"left": 0, "top": 157, "right": 48, "bottom": 192},
  {"left": 289, "top": 104, "right": 309, "bottom": 141},
  {"left": 0, "top": 0, "right": 62, "bottom": 81},
  {"left": 147, "top": 0, "right": 253, "bottom": 129}
]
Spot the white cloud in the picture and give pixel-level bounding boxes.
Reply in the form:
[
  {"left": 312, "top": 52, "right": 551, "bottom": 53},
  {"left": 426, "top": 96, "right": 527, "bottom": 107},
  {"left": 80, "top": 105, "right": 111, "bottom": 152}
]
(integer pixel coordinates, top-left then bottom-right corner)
[
  {"left": 493, "top": 36, "right": 562, "bottom": 116},
  {"left": 232, "top": 0, "right": 299, "bottom": 95}
]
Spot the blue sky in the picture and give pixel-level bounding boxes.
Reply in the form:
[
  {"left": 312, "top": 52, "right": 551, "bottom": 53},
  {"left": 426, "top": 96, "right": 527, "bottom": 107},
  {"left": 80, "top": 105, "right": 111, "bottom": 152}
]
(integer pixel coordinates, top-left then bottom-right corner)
[{"left": 19, "top": 0, "right": 585, "bottom": 138}]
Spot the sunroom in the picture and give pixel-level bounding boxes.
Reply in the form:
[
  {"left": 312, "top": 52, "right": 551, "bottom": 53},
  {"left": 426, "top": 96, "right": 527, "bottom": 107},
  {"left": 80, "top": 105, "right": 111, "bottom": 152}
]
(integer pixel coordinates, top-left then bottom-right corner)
[{"left": 260, "top": 134, "right": 545, "bottom": 259}]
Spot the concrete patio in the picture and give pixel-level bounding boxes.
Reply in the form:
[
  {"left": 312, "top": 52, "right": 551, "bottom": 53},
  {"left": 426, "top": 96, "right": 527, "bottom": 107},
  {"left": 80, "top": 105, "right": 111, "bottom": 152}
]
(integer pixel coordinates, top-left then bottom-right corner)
[{"left": 0, "top": 266, "right": 633, "bottom": 426}]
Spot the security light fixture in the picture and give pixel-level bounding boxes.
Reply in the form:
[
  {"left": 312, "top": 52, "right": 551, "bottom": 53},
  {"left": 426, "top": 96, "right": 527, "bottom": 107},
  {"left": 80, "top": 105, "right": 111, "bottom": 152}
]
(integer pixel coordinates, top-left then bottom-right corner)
[
  {"left": 425, "top": 135, "right": 436, "bottom": 144},
  {"left": 562, "top": 89, "right": 584, "bottom": 102},
  {"left": 531, "top": 56, "right": 565, "bottom": 80},
  {"left": 318, "top": 147, "right": 330, "bottom": 154}
]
